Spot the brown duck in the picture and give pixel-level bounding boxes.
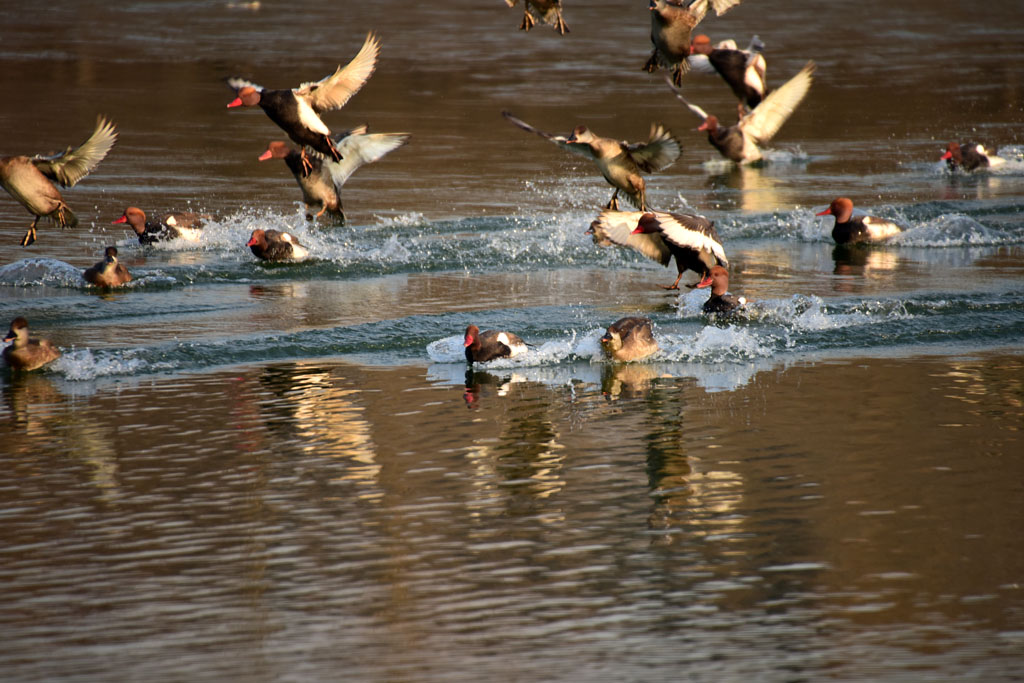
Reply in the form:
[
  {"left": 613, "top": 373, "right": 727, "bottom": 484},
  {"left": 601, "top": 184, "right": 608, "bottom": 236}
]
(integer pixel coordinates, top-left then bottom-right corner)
[
  {"left": 0, "top": 117, "right": 117, "bottom": 246},
  {"left": 3, "top": 317, "right": 61, "bottom": 371},
  {"left": 112, "top": 206, "right": 207, "bottom": 245},
  {"left": 601, "top": 317, "right": 658, "bottom": 362},
  {"left": 83, "top": 246, "right": 132, "bottom": 288}
]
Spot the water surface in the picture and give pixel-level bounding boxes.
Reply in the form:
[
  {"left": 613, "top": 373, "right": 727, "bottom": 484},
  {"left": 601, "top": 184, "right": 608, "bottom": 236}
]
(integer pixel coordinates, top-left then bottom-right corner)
[{"left": 1, "top": 1, "right": 1023, "bottom": 680}]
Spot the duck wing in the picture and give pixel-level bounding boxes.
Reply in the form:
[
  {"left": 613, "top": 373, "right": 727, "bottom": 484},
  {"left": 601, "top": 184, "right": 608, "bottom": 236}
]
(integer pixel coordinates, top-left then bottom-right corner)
[
  {"left": 588, "top": 210, "right": 671, "bottom": 266},
  {"left": 295, "top": 33, "right": 380, "bottom": 114},
  {"left": 32, "top": 117, "right": 117, "bottom": 188},
  {"left": 327, "top": 127, "right": 410, "bottom": 187},
  {"left": 646, "top": 211, "right": 728, "bottom": 266},
  {"left": 738, "top": 61, "right": 815, "bottom": 144},
  {"left": 625, "top": 123, "right": 683, "bottom": 173},
  {"left": 662, "top": 75, "right": 712, "bottom": 123},
  {"left": 501, "top": 111, "right": 596, "bottom": 160}
]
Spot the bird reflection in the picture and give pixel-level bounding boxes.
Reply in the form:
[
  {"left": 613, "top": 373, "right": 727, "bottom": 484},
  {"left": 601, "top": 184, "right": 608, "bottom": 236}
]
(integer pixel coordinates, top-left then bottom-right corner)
[
  {"left": 601, "top": 363, "right": 660, "bottom": 401},
  {"left": 704, "top": 162, "right": 797, "bottom": 213},
  {"left": 2, "top": 373, "right": 122, "bottom": 501},
  {"left": 831, "top": 245, "right": 901, "bottom": 292},
  {"left": 257, "top": 363, "right": 381, "bottom": 498}
]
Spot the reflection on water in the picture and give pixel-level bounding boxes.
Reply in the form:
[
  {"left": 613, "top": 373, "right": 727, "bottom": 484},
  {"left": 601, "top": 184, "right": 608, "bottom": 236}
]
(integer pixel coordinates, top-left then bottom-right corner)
[{"left": 1, "top": 354, "right": 1023, "bottom": 678}]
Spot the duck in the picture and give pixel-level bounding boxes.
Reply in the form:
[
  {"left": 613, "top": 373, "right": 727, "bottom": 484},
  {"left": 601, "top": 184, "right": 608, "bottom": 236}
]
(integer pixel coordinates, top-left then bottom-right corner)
[
  {"left": 246, "top": 228, "right": 310, "bottom": 261},
  {"left": 502, "top": 111, "right": 682, "bottom": 211},
  {"left": 816, "top": 197, "right": 903, "bottom": 245},
  {"left": 112, "top": 206, "right": 206, "bottom": 245},
  {"left": 83, "top": 246, "right": 132, "bottom": 288},
  {"left": 644, "top": 0, "right": 744, "bottom": 85},
  {"left": 665, "top": 61, "right": 815, "bottom": 164},
  {"left": 587, "top": 209, "right": 728, "bottom": 290},
  {"left": 504, "top": 0, "right": 568, "bottom": 34},
  {"left": 0, "top": 117, "right": 118, "bottom": 247},
  {"left": 3, "top": 317, "right": 61, "bottom": 371},
  {"left": 227, "top": 33, "right": 379, "bottom": 175},
  {"left": 689, "top": 34, "right": 766, "bottom": 117},
  {"left": 940, "top": 142, "right": 1005, "bottom": 172},
  {"left": 701, "top": 265, "right": 745, "bottom": 315},
  {"left": 464, "top": 324, "right": 528, "bottom": 364},
  {"left": 600, "top": 317, "right": 658, "bottom": 362},
  {"left": 258, "top": 125, "right": 409, "bottom": 223}
]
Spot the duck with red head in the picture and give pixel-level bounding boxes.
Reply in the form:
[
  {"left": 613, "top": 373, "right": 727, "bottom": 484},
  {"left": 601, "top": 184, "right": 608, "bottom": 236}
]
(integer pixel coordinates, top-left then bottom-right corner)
[
  {"left": 83, "top": 246, "right": 132, "bottom": 288},
  {"left": 700, "top": 266, "right": 746, "bottom": 315},
  {"left": 940, "top": 142, "right": 1005, "bottom": 172},
  {"left": 3, "top": 317, "right": 61, "bottom": 371},
  {"left": 113, "top": 206, "right": 206, "bottom": 245},
  {"left": 588, "top": 209, "right": 728, "bottom": 290},
  {"left": 689, "top": 34, "right": 766, "bottom": 117},
  {"left": 644, "top": 0, "right": 744, "bottom": 85},
  {"left": 816, "top": 197, "right": 903, "bottom": 245},
  {"left": 502, "top": 111, "right": 682, "bottom": 211},
  {"left": 227, "top": 33, "right": 380, "bottom": 175},
  {"left": 464, "top": 325, "right": 528, "bottom": 365},
  {"left": 666, "top": 61, "right": 814, "bottom": 164},
  {"left": 600, "top": 317, "right": 658, "bottom": 362},
  {"left": 246, "top": 228, "right": 309, "bottom": 262},
  {"left": 258, "top": 125, "right": 408, "bottom": 223}
]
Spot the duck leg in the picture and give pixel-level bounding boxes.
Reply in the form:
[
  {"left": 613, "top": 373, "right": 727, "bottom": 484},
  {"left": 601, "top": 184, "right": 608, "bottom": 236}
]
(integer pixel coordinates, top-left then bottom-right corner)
[
  {"left": 605, "top": 190, "right": 620, "bottom": 211},
  {"left": 20, "top": 217, "right": 40, "bottom": 247},
  {"left": 298, "top": 148, "right": 315, "bottom": 177},
  {"left": 658, "top": 271, "right": 684, "bottom": 291},
  {"left": 554, "top": 10, "right": 569, "bottom": 34},
  {"left": 520, "top": 9, "right": 535, "bottom": 31},
  {"left": 643, "top": 51, "right": 659, "bottom": 74}
]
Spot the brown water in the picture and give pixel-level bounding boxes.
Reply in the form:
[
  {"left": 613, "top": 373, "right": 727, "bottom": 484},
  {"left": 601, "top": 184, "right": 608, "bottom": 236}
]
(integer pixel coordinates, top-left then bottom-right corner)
[{"left": 2, "top": 0, "right": 1024, "bottom": 680}]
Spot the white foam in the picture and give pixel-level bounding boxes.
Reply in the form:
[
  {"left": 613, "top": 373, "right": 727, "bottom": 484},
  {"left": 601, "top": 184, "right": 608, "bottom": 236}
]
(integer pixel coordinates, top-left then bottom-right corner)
[
  {"left": 51, "top": 348, "right": 167, "bottom": 381},
  {"left": 0, "top": 258, "right": 83, "bottom": 287}
]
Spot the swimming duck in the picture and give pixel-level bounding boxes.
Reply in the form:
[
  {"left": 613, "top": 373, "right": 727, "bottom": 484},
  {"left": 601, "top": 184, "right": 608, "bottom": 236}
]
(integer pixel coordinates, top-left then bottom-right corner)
[
  {"left": 227, "top": 33, "right": 379, "bottom": 175},
  {"left": 689, "top": 34, "right": 766, "bottom": 117},
  {"left": 464, "top": 324, "right": 528, "bottom": 364},
  {"left": 666, "top": 61, "right": 814, "bottom": 164},
  {"left": 644, "top": 0, "right": 743, "bottom": 85},
  {"left": 504, "top": 0, "right": 568, "bottom": 34},
  {"left": 246, "top": 228, "right": 309, "bottom": 261},
  {"left": 3, "top": 317, "right": 61, "bottom": 371},
  {"left": 816, "top": 197, "right": 903, "bottom": 245},
  {"left": 588, "top": 209, "right": 728, "bottom": 290},
  {"left": 940, "top": 142, "right": 1005, "bottom": 172},
  {"left": 601, "top": 317, "right": 658, "bottom": 361},
  {"left": 83, "top": 246, "right": 132, "bottom": 288},
  {"left": 0, "top": 117, "right": 117, "bottom": 246},
  {"left": 700, "top": 265, "right": 745, "bottom": 315},
  {"left": 502, "top": 111, "right": 682, "bottom": 211},
  {"left": 258, "top": 125, "right": 409, "bottom": 222},
  {"left": 113, "top": 206, "right": 206, "bottom": 245}
]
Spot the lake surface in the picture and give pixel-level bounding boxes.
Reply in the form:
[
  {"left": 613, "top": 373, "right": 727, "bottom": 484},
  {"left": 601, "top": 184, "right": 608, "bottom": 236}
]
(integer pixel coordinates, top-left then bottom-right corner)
[{"left": 1, "top": 1, "right": 1023, "bottom": 680}]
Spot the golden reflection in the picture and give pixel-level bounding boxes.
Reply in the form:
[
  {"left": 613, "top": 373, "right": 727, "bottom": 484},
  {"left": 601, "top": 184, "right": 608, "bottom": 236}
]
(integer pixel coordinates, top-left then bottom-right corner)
[
  {"left": 2, "top": 374, "right": 122, "bottom": 501},
  {"left": 937, "top": 358, "right": 1024, "bottom": 419},
  {"left": 257, "top": 363, "right": 381, "bottom": 500},
  {"left": 704, "top": 163, "right": 799, "bottom": 213},
  {"left": 600, "top": 363, "right": 661, "bottom": 401},
  {"left": 462, "top": 373, "right": 568, "bottom": 518}
]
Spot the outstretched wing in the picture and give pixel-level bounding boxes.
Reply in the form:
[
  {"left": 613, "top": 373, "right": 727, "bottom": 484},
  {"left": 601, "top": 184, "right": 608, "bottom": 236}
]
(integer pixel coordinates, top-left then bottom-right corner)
[
  {"left": 739, "top": 61, "right": 815, "bottom": 144},
  {"left": 295, "top": 32, "right": 380, "bottom": 114},
  {"left": 662, "top": 74, "right": 712, "bottom": 123},
  {"left": 626, "top": 123, "right": 683, "bottom": 173},
  {"left": 648, "top": 211, "right": 728, "bottom": 267},
  {"left": 327, "top": 128, "right": 410, "bottom": 187},
  {"left": 226, "top": 77, "right": 265, "bottom": 93},
  {"left": 588, "top": 210, "right": 671, "bottom": 267},
  {"left": 32, "top": 116, "right": 118, "bottom": 188},
  {"left": 501, "top": 111, "right": 595, "bottom": 160}
]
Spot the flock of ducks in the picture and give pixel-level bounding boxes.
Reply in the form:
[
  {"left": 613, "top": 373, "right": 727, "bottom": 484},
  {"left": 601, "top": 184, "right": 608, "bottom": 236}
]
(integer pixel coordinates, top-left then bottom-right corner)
[{"left": 0, "top": 0, "right": 1010, "bottom": 371}]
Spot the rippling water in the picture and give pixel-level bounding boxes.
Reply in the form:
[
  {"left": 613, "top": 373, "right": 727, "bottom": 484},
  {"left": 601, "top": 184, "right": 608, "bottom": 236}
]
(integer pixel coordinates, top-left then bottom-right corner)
[{"left": 1, "top": 0, "right": 1023, "bottom": 680}]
